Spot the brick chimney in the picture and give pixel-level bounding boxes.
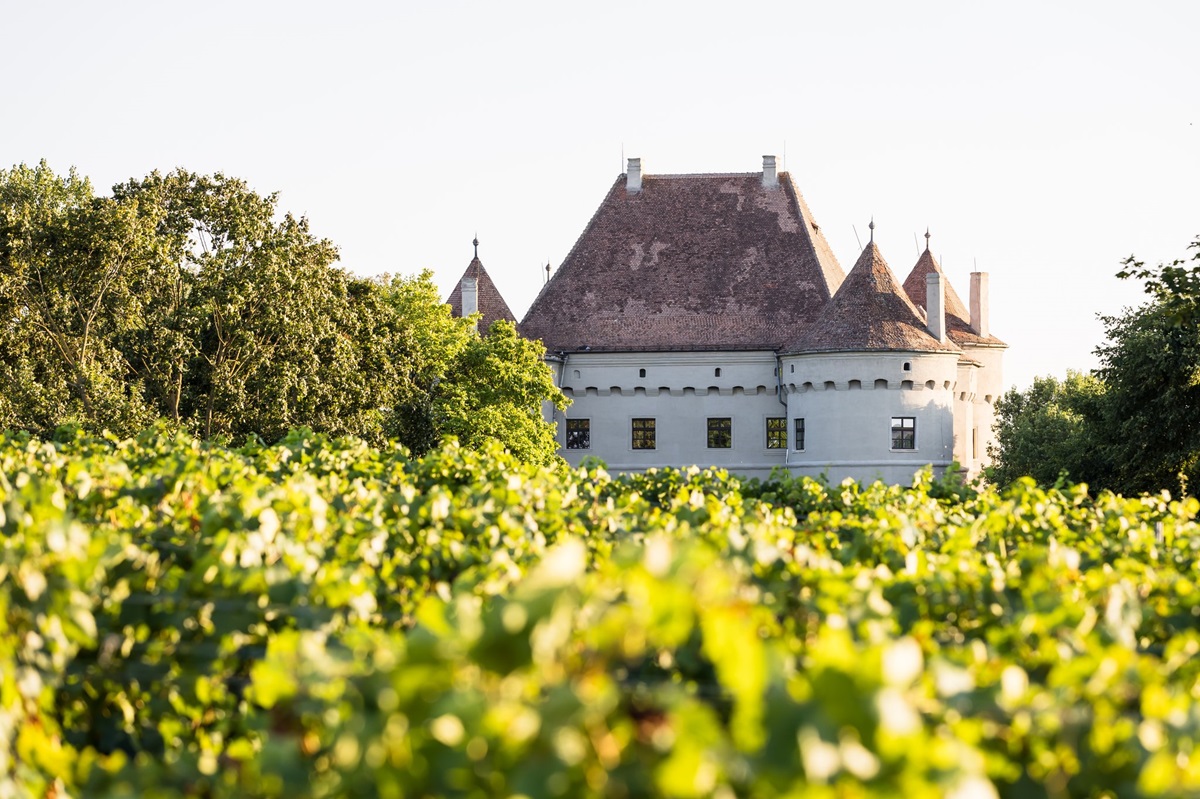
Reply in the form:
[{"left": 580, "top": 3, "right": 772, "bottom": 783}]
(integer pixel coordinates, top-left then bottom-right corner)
[
  {"left": 926, "top": 272, "right": 946, "bottom": 343},
  {"left": 762, "top": 155, "right": 778, "bottom": 188},
  {"left": 626, "top": 157, "right": 642, "bottom": 194},
  {"left": 970, "top": 272, "right": 989, "bottom": 337}
]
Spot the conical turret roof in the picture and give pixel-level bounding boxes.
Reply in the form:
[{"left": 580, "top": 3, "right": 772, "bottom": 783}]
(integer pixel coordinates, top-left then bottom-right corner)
[
  {"left": 446, "top": 252, "right": 518, "bottom": 333},
  {"left": 787, "top": 242, "right": 957, "bottom": 354},
  {"left": 901, "top": 247, "right": 1005, "bottom": 347}
]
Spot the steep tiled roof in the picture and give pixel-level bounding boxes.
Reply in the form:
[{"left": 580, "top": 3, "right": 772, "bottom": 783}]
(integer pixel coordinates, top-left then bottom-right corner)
[
  {"left": 901, "top": 248, "right": 1006, "bottom": 347},
  {"left": 519, "top": 171, "right": 845, "bottom": 352},
  {"left": 446, "top": 255, "right": 518, "bottom": 332},
  {"left": 787, "top": 242, "right": 959, "bottom": 354}
]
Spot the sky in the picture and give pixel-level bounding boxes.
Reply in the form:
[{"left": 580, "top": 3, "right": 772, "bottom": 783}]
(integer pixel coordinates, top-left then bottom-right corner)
[{"left": 4, "top": 1, "right": 1198, "bottom": 391}]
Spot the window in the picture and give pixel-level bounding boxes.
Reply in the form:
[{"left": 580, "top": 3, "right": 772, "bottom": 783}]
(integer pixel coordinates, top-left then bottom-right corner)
[
  {"left": 566, "top": 419, "right": 590, "bottom": 449},
  {"left": 632, "top": 418, "right": 656, "bottom": 450},
  {"left": 639, "top": 368, "right": 646, "bottom": 378},
  {"left": 794, "top": 418, "right": 806, "bottom": 450},
  {"left": 891, "top": 417, "right": 916, "bottom": 450},
  {"left": 903, "top": 362, "right": 911, "bottom": 371},
  {"left": 766, "top": 417, "right": 787, "bottom": 449},
  {"left": 707, "top": 417, "right": 732, "bottom": 448},
  {"left": 714, "top": 367, "right": 721, "bottom": 377}
]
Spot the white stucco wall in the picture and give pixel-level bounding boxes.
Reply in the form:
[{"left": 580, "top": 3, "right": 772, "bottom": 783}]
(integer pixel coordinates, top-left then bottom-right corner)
[
  {"left": 964, "top": 343, "right": 1006, "bottom": 475},
  {"left": 781, "top": 350, "right": 961, "bottom": 484},
  {"left": 551, "top": 351, "right": 789, "bottom": 479},
  {"left": 545, "top": 345, "right": 1000, "bottom": 485}
]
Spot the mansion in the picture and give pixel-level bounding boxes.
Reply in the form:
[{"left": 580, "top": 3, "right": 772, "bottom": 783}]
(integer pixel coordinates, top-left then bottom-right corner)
[{"left": 448, "top": 156, "right": 1006, "bottom": 483}]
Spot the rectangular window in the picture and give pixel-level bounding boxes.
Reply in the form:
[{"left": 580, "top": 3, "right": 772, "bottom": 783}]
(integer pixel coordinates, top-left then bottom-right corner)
[
  {"left": 794, "top": 417, "right": 806, "bottom": 450},
  {"left": 631, "top": 418, "right": 656, "bottom": 450},
  {"left": 707, "top": 417, "right": 732, "bottom": 449},
  {"left": 766, "top": 417, "right": 787, "bottom": 449},
  {"left": 891, "top": 417, "right": 916, "bottom": 450},
  {"left": 566, "top": 419, "right": 590, "bottom": 449}
]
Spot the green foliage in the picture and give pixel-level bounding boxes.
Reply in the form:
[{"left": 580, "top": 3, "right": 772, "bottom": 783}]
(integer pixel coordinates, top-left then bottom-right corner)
[
  {"left": 4, "top": 432, "right": 1200, "bottom": 797},
  {"left": 988, "top": 372, "right": 1109, "bottom": 489},
  {"left": 1116, "top": 237, "right": 1200, "bottom": 325},
  {"left": 0, "top": 162, "right": 566, "bottom": 463},
  {"left": 1095, "top": 300, "right": 1200, "bottom": 495},
  {"left": 991, "top": 238, "right": 1200, "bottom": 495},
  {"left": 436, "top": 320, "right": 569, "bottom": 465}
]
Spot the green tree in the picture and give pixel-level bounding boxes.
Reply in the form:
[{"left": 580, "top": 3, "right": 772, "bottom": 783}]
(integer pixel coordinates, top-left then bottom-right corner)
[
  {"left": 0, "top": 161, "right": 158, "bottom": 435},
  {"left": 1117, "top": 237, "right": 1200, "bottom": 323},
  {"left": 1094, "top": 299, "right": 1200, "bottom": 495},
  {"left": 436, "top": 320, "right": 569, "bottom": 465},
  {"left": 987, "top": 371, "right": 1109, "bottom": 489},
  {"left": 376, "top": 273, "right": 568, "bottom": 464},
  {"left": 112, "top": 170, "right": 354, "bottom": 442},
  {"left": 2, "top": 162, "right": 568, "bottom": 463}
]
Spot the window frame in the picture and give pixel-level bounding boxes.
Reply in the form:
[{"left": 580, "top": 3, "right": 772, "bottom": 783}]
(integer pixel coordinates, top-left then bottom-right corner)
[
  {"left": 707, "top": 417, "right": 732, "bottom": 449},
  {"left": 794, "top": 417, "right": 806, "bottom": 451},
  {"left": 631, "top": 417, "right": 656, "bottom": 450},
  {"left": 765, "top": 417, "right": 787, "bottom": 449},
  {"left": 566, "top": 418, "right": 591, "bottom": 450},
  {"left": 891, "top": 416, "right": 916, "bottom": 450}
]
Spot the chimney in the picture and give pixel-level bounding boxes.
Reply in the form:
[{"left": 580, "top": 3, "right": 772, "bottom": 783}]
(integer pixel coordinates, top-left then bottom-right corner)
[
  {"left": 626, "top": 157, "right": 642, "bottom": 193},
  {"left": 762, "top": 155, "right": 778, "bottom": 188},
  {"left": 926, "top": 272, "right": 946, "bottom": 343},
  {"left": 970, "top": 272, "right": 989, "bottom": 337},
  {"left": 461, "top": 276, "right": 478, "bottom": 328}
]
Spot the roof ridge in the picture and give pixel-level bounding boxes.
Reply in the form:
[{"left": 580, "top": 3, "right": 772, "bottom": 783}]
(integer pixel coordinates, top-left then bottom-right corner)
[{"left": 642, "top": 171, "right": 761, "bottom": 179}]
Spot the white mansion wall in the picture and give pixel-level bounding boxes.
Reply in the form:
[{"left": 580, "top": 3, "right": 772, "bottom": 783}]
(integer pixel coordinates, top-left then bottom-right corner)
[
  {"left": 965, "top": 344, "right": 1006, "bottom": 475},
  {"left": 782, "top": 351, "right": 961, "bottom": 484},
  {"left": 551, "top": 351, "right": 789, "bottom": 479}
]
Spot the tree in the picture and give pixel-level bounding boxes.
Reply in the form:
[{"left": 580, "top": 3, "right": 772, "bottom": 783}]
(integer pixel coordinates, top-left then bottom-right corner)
[
  {"left": 1116, "top": 237, "right": 1200, "bottom": 324},
  {"left": 435, "top": 320, "right": 569, "bottom": 465},
  {"left": 374, "top": 273, "right": 569, "bottom": 464},
  {"left": 112, "top": 170, "right": 355, "bottom": 442},
  {"left": 989, "top": 237, "right": 1200, "bottom": 495},
  {"left": 1094, "top": 299, "right": 1200, "bottom": 495},
  {"left": 0, "top": 161, "right": 159, "bottom": 436},
  {"left": 2, "top": 162, "right": 568, "bottom": 463},
  {"left": 987, "top": 371, "right": 1110, "bottom": 488},
  {"left": 1097, "top": 236, "right": 1200, "bottom": 494}
]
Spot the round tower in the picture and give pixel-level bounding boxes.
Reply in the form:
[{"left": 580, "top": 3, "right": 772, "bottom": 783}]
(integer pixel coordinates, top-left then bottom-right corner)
[{"left": 782, "top": 241, "right": 962, "bottom": 484}]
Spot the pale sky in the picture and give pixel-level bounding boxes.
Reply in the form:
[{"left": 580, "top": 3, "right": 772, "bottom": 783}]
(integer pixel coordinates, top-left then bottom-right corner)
[{"left": 5, "top": 1, "right": 1198, "bottom": 390}]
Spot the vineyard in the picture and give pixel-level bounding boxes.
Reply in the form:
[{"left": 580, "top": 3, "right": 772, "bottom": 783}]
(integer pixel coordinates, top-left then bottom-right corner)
[{"left": 2, "top": 429, "right": 1200, "bottom": 798}]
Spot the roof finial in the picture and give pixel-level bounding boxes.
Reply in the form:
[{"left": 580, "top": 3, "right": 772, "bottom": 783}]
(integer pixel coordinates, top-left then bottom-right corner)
[
  {"left": 544, "top": 261, "right": 551, "bottom": 285},
  {"left": 868, "top": 217, "right": 875, "bottom": 244},
  {"left": 924, "top": 227, "right": 931, "bottom": 251},
  {"left": 473, "top": 234, "right": 479, "bottom": 259}
]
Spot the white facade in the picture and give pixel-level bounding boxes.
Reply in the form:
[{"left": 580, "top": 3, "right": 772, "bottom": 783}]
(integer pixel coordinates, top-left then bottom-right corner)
[
  {"left": 781, "top": 350, "right": 962, "bottom": 484},
  {"left": 550, "top": 347, "right": 998, "bottom": 483},
  {"left": 552, "top": 351, "right": 788, "bottom": 478}
]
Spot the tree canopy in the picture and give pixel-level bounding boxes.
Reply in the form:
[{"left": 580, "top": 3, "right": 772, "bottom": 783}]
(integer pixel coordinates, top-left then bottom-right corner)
[
  {"left": 989, "top": 236, "right": 1200, "bottom": 494},
  {"left": 0, "top": 161, "right": 567, "bottom": 464}
]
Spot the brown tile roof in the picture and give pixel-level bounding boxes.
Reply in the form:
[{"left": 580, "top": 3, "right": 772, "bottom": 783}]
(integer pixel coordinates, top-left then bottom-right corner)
[
  {"left": 446, "top": 256, "right": 518, "bottom": 332},
  {"left": 786, "top": 242, "right": 959, "bottom": 354},
  {"left": 519, "top": 170, "right": 845, "bottom": 352},
  {"left": 900, "top": 248, "right": 1006, "bottom": 347}
]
